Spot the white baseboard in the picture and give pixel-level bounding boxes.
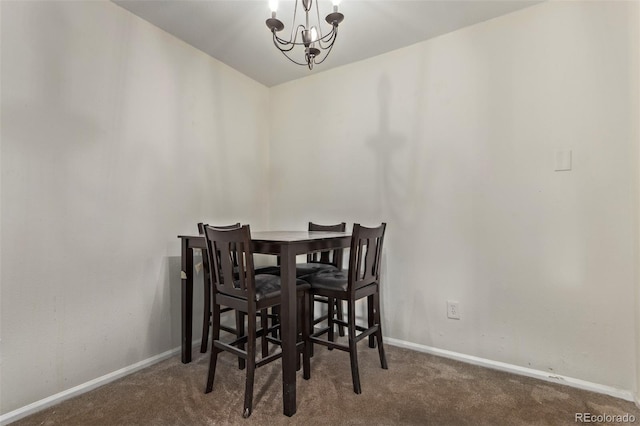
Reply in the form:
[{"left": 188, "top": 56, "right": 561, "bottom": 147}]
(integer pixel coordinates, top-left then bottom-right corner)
[
  {"left": 385, "top": 337, "right": 635, "bottom": 402},
  {"left": 0, "top": 343, "right": 191, "bottom": 426}
]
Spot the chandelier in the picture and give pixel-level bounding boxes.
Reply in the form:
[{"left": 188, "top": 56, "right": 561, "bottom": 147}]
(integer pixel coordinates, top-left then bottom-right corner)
[{"left": 265, "top": 0, "right": 344, "bottom": 70}]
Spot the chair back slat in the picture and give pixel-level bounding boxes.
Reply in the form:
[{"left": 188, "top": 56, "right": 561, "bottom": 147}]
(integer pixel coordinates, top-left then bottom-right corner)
[
  {"left": 348, "top": 223, "right": 386, "bottom": 292},
  {"left": 307, "top": 222, "right": 346, "bottom": 269},
  {"left": 204, "top": 224, "right": 255, "bottom": 299},
  {"left": 235, "top": 241, "right": 251, "bottom": 291},
  {"left": 198, "top": 222, "right": 241, "bottom": 285}
]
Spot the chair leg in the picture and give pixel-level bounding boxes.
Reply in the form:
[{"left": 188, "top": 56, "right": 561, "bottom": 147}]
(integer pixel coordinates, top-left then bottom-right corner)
[
  {"left": 374, "top": 292, "right": 388, "bottom": 370},
  {"left": 308, "top": 294, "right": 315, "bottom": 357},
  {"left": 347, "top": 299, "right": 361, "bottom": 394},
  {"left": 261, "top": 309, "right": 269, "bottom": 358},
  {"left": 327, "top": 297, "right": 335, "bottom": 350},
  {"left": 201, "top": 274, "right": 211, "bottom": 353},
  {"left": 367, "top": 295, "right": 376, "bottom": 348},
  {"left": 302, "top": 292, "right": 311, "bottom": 380},
  {"left": 236, "top": 312, "right": 246, "bottom": 370},
  {"left": 296, "top": 294, "right": 303, "bottom": 372},
  {"left": 205, "top": 302, "right": 221, "bottom": 393},
  {"left": 336, "top": 299, "right": 345, "bottom": 337},
  {"left": 271, "top": 306, "right": 280, "bottom": 339},
  {"left": 243, "top": 309, "right": 257, "bottom": 418}
]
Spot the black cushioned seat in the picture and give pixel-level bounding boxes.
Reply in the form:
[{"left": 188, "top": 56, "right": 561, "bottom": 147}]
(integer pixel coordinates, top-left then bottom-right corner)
[
  {"left": 295, "top": 262, "right": 338, "bottom": 278},
  {"left": 255, "top": 265, "right": 281, "bottom": 276},
  {"left": 247, "top": 274, "right": 310, "bottom": 301},
  {"left": 307, "top": 270, "right": 349, "bottom": 292}
]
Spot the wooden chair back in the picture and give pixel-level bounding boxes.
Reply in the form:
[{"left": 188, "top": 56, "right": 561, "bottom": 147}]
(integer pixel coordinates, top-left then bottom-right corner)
[
  {"left": 307, "top": 222, "right": 346, "bottom": 269},
  {"left": 204, "top": 224, "right": 256, "bottom": 300},
  {"left": 347, "top": 223, "right": 387, "bottom": 292},
  {"left": 198, "top": 222, "right": 241, "bottom": 282}
]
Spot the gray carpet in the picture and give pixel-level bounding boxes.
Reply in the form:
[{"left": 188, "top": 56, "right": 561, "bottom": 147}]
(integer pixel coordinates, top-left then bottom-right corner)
[{"left": 11, "top": 342, "right": 640, "bottom": 425}]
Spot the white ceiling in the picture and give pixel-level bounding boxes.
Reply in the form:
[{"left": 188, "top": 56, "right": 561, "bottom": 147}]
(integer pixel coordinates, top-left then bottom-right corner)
[{"left": 113, "top": 0, "right": 541, "bottom": 87}]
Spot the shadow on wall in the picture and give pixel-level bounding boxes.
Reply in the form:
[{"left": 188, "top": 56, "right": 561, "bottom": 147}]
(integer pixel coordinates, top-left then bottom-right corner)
[
  {"left": 163, "top": 251, "right": 232, "bottom": 354},
  {"left": 364, "top": 71, "right": 431, "bottom": 343},
  {"left": 366, "top": 74, "right": 410, "bottom": 227},
  {"left": 168, "top": 255, "right": 185, "bottom": 349},
  {"left": 164, "top": 253, "right": 207, "bottom": 350},
  {"left": 149, "top": 255, "right": 182, "bottom": 353}
]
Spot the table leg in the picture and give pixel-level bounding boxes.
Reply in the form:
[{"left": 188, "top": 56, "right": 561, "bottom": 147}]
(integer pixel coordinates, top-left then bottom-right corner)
[
  {"left": 280, "top": 245, "right": 297, "bottom": 416},
  {"left": 181, "top": 238, "right": 193, "bottom": 363}
]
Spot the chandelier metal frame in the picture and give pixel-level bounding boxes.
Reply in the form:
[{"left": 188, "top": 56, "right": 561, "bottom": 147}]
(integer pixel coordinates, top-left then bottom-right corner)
[{"left": 266, "top": 0, "right": 344, "bottom": 70}]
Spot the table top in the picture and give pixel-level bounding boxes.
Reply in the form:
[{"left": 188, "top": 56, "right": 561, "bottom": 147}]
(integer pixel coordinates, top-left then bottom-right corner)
[
  {"left": 179, "top": 231, "right": 351, "bottom": 242},
  {"left": 251, "top": 231, "right": 350, "bottom": 242},
  {"left": 178, "top": 231, "right": 352, "bottom": 254}
]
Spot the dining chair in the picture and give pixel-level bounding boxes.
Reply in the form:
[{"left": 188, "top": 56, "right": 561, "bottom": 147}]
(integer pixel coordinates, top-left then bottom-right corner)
[
  {"left": 198, "top": 222, "right": 242, "bottom": 356},
  {"left": 198, "top": 223, "right": 281, "bottom": 356},
  {"left": 307, "top": 223, "right": 388, "bottom": 394},
  {"left": 298, "top": 222, "right": 347, "bottom": 340},
  {"left": 271, "top": 222, "right": 346, "bottom": 343},
  {"left": 203, "top": 224, "right": 311, "bottom": 418}
]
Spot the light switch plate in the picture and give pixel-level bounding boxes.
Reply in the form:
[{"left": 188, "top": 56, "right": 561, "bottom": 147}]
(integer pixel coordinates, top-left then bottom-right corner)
[{"left": 555, "top": 150, "right": 572, "bottom": 171}]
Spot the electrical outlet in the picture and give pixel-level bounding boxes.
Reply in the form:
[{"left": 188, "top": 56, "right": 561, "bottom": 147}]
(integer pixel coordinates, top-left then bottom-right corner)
[{"left": 447, "top": 300, "right": 460, "bottom": 320}]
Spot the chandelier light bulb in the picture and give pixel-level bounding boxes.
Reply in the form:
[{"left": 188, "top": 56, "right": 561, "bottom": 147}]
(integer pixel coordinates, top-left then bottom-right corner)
[{"left": 269, "top": 0, "right": 278, "bottom": 12}]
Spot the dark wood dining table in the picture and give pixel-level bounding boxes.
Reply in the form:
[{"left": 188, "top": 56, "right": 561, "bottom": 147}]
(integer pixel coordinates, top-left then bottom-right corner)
[{"left": 178, "top": 230, "right": 351, "bottom": 417}]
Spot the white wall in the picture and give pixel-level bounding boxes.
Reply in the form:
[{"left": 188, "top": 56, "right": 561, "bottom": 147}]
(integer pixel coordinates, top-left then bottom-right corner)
[
  {"left": 269, "top": 1, "right": 639, "bottom": 393},
  {"left": 0, "top": 1, "right": 270, "bottom": 414}
]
